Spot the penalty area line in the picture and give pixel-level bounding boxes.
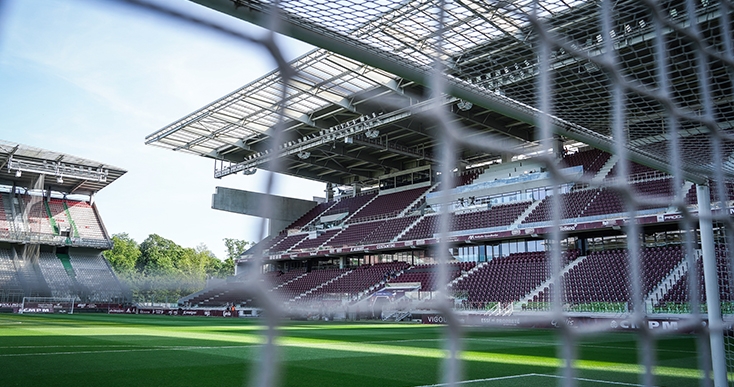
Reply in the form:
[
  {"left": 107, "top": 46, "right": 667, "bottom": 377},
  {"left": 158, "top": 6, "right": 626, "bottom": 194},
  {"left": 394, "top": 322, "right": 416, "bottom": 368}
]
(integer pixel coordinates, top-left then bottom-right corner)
[
  {"left": 0, "top": 344, "right": 260, "bottom": 357},
  {"left": 413, "top": 373, "right": 646, "bottom": 386},
  {"left": 413, "top": 373, "right": 537, "bottom": 386}
]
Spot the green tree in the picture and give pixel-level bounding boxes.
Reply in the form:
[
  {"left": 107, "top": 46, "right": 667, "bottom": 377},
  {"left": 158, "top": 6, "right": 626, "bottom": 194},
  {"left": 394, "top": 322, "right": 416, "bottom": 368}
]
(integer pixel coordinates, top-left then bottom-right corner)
[
  {"left": 224, "top": 238, "right": 252, "bottom": 259},
  {"left": 221, "top": 238, "right": 253, "bottom": 277},
  {"left": 104, "top": 233, "right": 252, "bottom": 303},
  {"left": 103, "top": 233, "right": 140, "bottom": 275},
  {"left": 138, "top": 234, "right": 184, "bottom": 275}
]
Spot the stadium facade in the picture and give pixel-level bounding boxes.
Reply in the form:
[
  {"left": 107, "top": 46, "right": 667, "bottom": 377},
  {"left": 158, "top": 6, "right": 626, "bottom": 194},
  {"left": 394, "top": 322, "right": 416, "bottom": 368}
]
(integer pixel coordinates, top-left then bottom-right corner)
[
  {"left": 0, "top": 140, "right": 130, "bottom": 309},
  {"left": 142, "top": 0, "right": 734, "bottom": 382},
  {"left": 146, "top": 0, "right": 734, "bottom": 320}
]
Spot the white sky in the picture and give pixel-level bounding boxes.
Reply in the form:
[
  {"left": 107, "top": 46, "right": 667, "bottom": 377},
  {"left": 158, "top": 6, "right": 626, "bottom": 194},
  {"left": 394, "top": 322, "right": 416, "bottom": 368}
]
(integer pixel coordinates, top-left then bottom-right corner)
[{"left": 0, "top": 0, "right": 326, "bottom": 259}]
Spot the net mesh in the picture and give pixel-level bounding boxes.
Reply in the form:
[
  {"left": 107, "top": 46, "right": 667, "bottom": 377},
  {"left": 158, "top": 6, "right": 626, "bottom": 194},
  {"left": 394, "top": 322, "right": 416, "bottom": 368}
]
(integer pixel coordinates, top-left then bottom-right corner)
[{"left": 42, "top": 0, "right": 734, "bottom": 385}]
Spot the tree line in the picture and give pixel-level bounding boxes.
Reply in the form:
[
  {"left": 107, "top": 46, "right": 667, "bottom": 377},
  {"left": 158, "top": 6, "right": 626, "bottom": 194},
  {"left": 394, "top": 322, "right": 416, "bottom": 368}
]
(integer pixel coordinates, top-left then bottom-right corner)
[{"left": 103, "top": 233, "right": 251, "bottom": 303}]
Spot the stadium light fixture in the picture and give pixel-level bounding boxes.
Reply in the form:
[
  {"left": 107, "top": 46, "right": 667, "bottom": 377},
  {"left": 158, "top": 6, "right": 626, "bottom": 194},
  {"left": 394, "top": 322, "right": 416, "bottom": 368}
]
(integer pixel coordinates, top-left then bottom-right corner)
[
  {"left": 457, "top": 100, "right": 473, "bottom": 111},
  {"left": 56, "top": 176, "right": 63, "bottom": 184},
  {"left": 365, "top": 129, "right": 380, "bottom": 139}
]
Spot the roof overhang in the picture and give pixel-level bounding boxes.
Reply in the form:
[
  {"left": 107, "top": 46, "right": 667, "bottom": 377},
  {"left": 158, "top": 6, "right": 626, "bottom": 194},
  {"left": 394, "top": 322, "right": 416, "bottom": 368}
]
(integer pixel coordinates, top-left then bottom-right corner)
[{"left": 0, "top": 140, "right": 127, "bottom": 196}]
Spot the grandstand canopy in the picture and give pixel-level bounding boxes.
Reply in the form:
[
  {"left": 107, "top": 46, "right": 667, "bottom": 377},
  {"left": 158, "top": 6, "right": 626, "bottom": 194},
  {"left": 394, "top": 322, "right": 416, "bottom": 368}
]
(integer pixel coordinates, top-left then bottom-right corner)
[
  {"left": 147, "top": 0, "right": 734, "bottom": 186},
  {"left": 146, "top": 49, "right": 537, "bottom": 186},
  {"left": 0, "top": 140, "right": 126, "bottom": 196}
]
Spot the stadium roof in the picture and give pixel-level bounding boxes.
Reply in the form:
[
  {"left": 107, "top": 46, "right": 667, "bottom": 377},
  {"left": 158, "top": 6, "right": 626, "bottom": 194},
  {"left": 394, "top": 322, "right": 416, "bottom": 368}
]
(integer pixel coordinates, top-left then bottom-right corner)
[
  {"left": 148, "top": 0, "right": 734, "bottom": 186},
  {"left": 0, "top": 140, "right": 127, "bottom": 196},
  {"left": 146, "top": 48, "right": 536, "bottom": 185}
]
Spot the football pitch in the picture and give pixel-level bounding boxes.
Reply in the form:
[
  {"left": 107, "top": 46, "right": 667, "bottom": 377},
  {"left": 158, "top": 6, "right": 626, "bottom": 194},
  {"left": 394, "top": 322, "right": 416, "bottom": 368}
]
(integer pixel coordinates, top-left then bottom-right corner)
[{"left": 0, "top": 314, "right": 704, "bottom": 386}]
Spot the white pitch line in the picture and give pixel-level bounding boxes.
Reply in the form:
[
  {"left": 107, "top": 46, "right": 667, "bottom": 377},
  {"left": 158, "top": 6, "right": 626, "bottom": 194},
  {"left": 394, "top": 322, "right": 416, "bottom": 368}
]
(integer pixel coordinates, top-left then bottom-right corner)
[
  {"left": 413, "top": 373, "right": 538, "bottom": 387},
  {"left": 532, "top": 373, "right": 647, "bottom": 386},
  {"left": 413, "top": 373, "right": 647, "bottom": 387},
  {"left": 366, "top": 337, "right": 696, "bottom": 354},
  {"left": 0, "top": 344, "right": 259, "bottom": 357},
  {"left": 0, "top": 345, "right": 142, "bottom": 349}
]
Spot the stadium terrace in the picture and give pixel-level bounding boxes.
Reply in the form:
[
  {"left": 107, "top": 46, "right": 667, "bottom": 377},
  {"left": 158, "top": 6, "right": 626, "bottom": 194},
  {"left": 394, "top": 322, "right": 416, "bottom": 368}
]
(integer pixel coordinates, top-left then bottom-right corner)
[{"left": 3, "top": 0, "right": 734, "bottom": 385}]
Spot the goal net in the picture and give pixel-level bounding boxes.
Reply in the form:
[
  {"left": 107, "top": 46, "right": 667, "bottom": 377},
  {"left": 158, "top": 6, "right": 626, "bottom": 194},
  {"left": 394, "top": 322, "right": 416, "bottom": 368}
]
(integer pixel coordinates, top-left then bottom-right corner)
[
  {"left": 70, "top": 0, "right": 734, "bottom": 386},
  {"left": 20, "top": 297, "right": 75, "bottom": 314}
]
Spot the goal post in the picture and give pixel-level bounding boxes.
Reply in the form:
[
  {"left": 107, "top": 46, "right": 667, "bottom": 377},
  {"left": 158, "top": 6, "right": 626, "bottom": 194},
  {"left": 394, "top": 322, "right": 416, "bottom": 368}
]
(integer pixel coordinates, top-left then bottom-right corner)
[{"left": 20, "top": 297, "right": 75, "bottom": 315}]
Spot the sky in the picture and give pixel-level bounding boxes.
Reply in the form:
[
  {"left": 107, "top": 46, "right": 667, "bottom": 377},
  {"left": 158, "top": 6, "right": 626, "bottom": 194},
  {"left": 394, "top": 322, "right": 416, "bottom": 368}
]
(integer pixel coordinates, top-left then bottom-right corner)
[{"left": 0, "top": 0, "right": 326, "bottom": 259}]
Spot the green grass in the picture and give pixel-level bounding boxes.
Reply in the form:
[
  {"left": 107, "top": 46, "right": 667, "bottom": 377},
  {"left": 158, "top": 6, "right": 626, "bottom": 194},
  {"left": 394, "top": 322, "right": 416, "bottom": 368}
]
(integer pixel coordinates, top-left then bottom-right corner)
[{"left": 0, "top": 314, "right": 705, "bottom": 386}]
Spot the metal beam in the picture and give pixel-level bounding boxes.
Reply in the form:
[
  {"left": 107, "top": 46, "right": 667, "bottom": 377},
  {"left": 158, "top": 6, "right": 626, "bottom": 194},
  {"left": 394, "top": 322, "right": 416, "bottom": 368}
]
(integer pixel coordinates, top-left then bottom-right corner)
[
  {"left": 696, "top": 184, "right": 728, "bottom": 387},
  {"left": 190, "top": 0, "right": 707, "bottom": 184},
  {"left": 284, "top": 154, "right": 375, "bottom": 180}
]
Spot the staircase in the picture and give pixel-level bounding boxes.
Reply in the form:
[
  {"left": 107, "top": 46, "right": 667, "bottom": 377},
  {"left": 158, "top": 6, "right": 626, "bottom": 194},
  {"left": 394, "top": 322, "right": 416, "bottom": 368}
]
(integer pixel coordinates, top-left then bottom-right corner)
[
  {"left": 511, "top": 200, "right": 544, "bottom": 227},
  {"left": 519, "top": 255, "right": 588, "bottom": 305},
  {"left": 399, "top": 182, "right": 440, "bottom": 216},
  {"left": 292, "top": 270, "right": 353, "bottom": 301},
  {"left": 449, "top": 262, "right": 486, "bottom": 288},
  {"left": 341, "top": 195, "right": 379, "bottom": 224},
  {"left": 592, "top": 154, "right": 620, "bottom": 183},
  {"left": 645, "top": 253, "right": 691, "bottom": 308},
  {"left": 393, "top": 214, "right": 431, "bottom": 241}
]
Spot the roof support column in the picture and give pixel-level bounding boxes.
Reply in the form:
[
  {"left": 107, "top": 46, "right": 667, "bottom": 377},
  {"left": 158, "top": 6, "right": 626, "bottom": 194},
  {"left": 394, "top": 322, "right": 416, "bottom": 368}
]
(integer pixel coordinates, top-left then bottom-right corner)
[
  {"left": 696, "top": 183, "right": 727, "bottom": 387},
  {"left": 325, "top": 182, "right": 334, "bottom": 202}
]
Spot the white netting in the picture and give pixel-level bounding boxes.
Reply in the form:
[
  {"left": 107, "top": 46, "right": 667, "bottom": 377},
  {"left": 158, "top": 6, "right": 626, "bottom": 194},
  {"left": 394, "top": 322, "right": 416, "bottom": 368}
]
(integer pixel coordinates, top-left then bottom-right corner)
[{"left": 53, "top": 0, "right": 734, "bottom": 386}]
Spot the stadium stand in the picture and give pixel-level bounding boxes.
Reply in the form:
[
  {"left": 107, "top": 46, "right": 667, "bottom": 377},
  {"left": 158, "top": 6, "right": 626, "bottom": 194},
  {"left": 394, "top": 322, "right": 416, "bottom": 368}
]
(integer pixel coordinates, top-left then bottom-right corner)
[
  {"left": 392, "top": 262, "right": 475, "bottom": 291},
  {"left": 326, "top": 221, "right": 386, "bottom": 248},
  {"left": 175, "top": 144, "right": 734, "bottom": 318},
  {"left": 65, "top": 200, "right": 107, "bottom": 241},
  {"left": 0, "top": 141, "right": 128, "bottom": 305},
  {"left": 0, "top": 248, "right": 23, "bottom": 301},
  {"left": 68, "top": 250, "right": 126, "bottom": 302},
  {"left": 299, "top": 262, "right": 410, "bottom": 302},
  {"left": 361, "top": 215, "right": 420, "bottom": 244},
  {"left": 561, "top": 148, "right": 612, "bottom": 177},
  {"left": 347, "top": 186, "right": 430, "bottom": 223},
  {"left": 320, "top": 192, "right": 377, "bottom": 218},
  {"left": 452, "top": 201, "right": 531, "bottom": 230},
  {"left": 657, "top": 246, "right": 733, "bottom": 309},
  {"left": 37, "top": 251, "right": 77, "bottom": 300},
  {"left": 132, "top": 0, "right": 734, "bottom": 383}
]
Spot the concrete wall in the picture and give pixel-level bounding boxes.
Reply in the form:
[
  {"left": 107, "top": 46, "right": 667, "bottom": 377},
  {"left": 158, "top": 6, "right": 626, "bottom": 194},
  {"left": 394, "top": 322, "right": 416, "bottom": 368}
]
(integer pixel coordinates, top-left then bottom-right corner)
[{"left": 211, "top": 187, "right": 318, "bottom": 236}]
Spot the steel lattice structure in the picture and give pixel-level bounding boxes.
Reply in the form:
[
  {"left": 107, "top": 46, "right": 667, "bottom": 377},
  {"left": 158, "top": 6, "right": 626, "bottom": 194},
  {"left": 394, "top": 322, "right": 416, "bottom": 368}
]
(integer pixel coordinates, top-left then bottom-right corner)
[
  {"left": 147, "top": 0, "right": 734, "bottom": 186},
  {"left": 139, "top": 1, "right": 734, "bottom": 386}
]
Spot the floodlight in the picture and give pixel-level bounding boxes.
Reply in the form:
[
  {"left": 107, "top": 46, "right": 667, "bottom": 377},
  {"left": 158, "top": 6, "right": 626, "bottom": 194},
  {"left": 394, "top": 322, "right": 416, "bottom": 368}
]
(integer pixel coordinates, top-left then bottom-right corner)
[
  {"left": 56, "top": 176, "right": 63, "bottom": 184},
  {"left": 15, "top": 170, "right": 21, "bottom": 178},
  {"left": 297, "top": 151, "right": 310, "bottom": 159},
  {"left": 457, "top": 100, "right": 473, "bottom": 111},
  {"left": 365, "top": 129, "right": 380, "bottom": 139}
]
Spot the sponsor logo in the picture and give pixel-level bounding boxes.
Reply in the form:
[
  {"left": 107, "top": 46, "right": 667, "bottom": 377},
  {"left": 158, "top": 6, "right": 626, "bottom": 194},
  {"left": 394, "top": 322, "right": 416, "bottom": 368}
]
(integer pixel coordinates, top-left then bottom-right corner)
[
  {"left": 560, "top": 225, "right": 576, "bottom": 231},
  {"left": 108, "top": 308, "right": 132, "bottom": 314},
  {"left": 425, "top": 315, "right": 446, "bottom": 324},
  {"left": 22, "top": 308, "right": 52, "bottom": 313},
  {"left": 480, "top": 317, "right": 521, "bottom": 325},
  {"left": 612, "top": 319, "right": 679, "bottom": 330}
]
